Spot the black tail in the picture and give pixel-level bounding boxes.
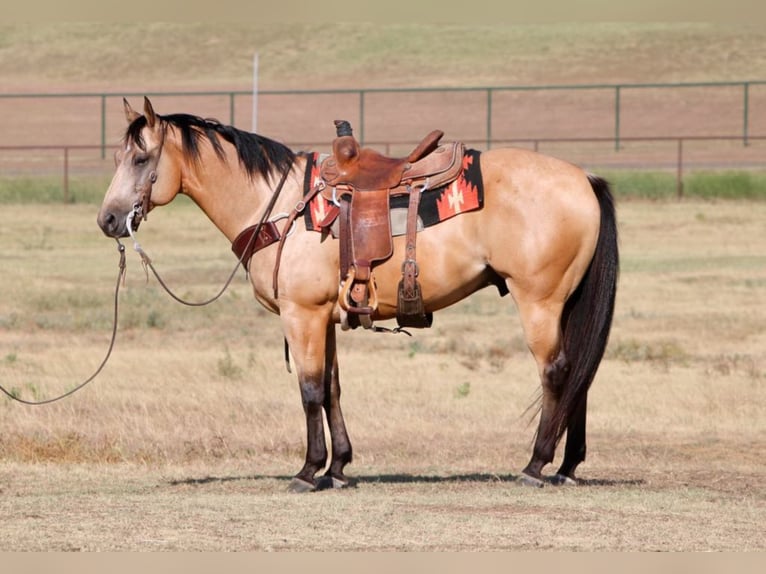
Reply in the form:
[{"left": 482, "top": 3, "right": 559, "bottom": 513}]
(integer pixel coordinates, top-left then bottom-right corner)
[{"left": 541, "top": 174, "right": 619, "bottom": 452}]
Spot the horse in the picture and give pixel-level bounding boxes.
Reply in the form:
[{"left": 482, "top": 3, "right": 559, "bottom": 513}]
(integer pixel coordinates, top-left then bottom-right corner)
[{"left": 97, "top": 97, "right": 618, "bottom": 492}]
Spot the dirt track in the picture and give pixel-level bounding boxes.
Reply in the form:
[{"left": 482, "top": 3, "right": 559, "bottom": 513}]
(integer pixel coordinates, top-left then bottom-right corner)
[{"left": 3, "top": 81, "right": 766, "bottom": 183}]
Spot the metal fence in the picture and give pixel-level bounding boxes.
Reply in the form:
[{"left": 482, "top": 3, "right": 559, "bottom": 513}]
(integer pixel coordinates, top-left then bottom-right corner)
[{"left": 2, "top": 81, "right": 766, "bottom": 200}]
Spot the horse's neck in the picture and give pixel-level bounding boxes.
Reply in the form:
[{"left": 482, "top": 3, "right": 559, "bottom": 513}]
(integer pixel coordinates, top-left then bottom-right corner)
[{"left": 181, "top": 150, "right": 305, "bottom": 243}]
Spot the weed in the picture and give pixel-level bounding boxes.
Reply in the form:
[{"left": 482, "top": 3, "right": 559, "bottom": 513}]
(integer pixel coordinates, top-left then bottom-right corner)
[
  {"left": 146, "top": 310, "right": 165, "bottom": 329},
  {"left": 708, "top": 354, "right": 763, "bottom": 378},
  {"left": 454, "top": 382, "right": 471, "bottom": 398},
  {"left": 23, "top": 383, "right": 42, "bottom": 401},
  {"left": 217, "top": 347, "right": 243, "bottom": 380},
  {"left": 20, "top": 226, "right": 53, "bottom": 250},
  {"left": 607, "top": 338, "right": 688, "bottom": 366},
  {"left": 486, "top": 341, "right": 513, "bottom": 371},
  {"left": 0, "top": 313, "right": 19, "bottom": 329}
]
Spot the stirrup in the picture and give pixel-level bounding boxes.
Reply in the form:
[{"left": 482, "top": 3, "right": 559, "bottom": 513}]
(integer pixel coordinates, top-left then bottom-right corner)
[{"left": 338, "top": 267, "right": 378, "bottom": 315}]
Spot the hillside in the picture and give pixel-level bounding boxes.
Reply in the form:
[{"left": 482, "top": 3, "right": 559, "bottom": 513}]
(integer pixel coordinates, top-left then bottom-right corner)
[{"left": 2, "top": 22, "right": 766, "bottom": 93}]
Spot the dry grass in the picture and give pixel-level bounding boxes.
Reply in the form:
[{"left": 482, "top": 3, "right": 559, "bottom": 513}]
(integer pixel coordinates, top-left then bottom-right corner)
[
  {"left": 1, "top": 22, "right": 765, "bottom": 551},
  {"left": 3, "top": 22, "right": 766, "bottom": 92},
  {"left": 0, "top": 198, "right": 764, "bottom": 550}
]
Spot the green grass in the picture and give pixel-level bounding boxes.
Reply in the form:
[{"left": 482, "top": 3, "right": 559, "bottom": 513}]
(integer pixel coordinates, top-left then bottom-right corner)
[
  {"left": 684, "top": 171, "right": 766, "bottom": 200},
  {"left": 4, "top": 170, "right": 766, "bottom": 205},
  {"left": 600, "top": 170, "right": 766, "bottom": 200},
  {"left": 0, "top": 175, "right": 111, "bottom": 204},
  {"left": 601, "top": 171, "right": 678, "bottom": 200}
]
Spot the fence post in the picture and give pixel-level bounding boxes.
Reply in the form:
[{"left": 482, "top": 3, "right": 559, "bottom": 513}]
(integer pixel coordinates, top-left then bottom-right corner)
[
  {"left": 614, "top": 85, "right": 621, "bottom": 151},
  {"left": 743, "top": 82, "right": 750, "bottom": 146},
  {"left": 486, "top": 88, "right": 493, "bottom": 150},
  {"left": 676, "top": 138, "right": 684, "bottom": 199},
  {"left": 63, "top": 146, "right": 70, "bottom": 203},
  {"left": 229, "top": 92, "right": 236, "bottom": 127},
  {"left": 359, "top": 90, "right": 365, "bottom": 146},
  {"left": 100, "top": 94, "right": 107, "bottom": 159}
]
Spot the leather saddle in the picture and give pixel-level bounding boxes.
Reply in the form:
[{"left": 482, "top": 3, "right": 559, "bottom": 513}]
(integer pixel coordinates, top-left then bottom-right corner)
[{"left": 318, "top": 120, "right": 465, "bottom": 330}]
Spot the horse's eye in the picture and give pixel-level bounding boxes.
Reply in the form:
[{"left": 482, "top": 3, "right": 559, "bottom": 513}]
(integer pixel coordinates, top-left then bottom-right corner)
[{"left": 134, "top": 155, "right": 149, "bottom": 167}]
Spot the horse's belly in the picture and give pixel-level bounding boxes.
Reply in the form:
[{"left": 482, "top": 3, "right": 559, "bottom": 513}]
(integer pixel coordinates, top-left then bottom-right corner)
[{"left": 370, "top": 218, "right": 491, "bottom": 318}]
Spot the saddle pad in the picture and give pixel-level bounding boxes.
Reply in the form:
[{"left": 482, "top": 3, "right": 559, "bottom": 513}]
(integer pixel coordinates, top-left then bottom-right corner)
[{"left": 302, "top": 149, "right": 483, "bottom": 235}]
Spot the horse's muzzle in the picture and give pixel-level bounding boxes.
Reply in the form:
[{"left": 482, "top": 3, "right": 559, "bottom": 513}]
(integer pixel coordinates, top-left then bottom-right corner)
[{"left": 97, "top": 210, "right": 136, "bottom": 238}]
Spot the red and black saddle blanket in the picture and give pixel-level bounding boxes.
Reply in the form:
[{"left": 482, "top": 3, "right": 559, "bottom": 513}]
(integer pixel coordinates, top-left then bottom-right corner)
[{"left": 302, "top": 149, "right": 484, "bottom": 236}]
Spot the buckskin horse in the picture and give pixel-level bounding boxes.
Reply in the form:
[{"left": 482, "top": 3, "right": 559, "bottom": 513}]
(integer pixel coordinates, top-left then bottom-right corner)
[{"left": 97, "top": 97, "right": 618, "bottom": 491}]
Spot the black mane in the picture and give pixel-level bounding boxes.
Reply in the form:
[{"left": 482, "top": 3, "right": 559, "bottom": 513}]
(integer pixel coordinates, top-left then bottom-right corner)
[{"left": 125, "top": 113, "right": 296, "bottom": 183}]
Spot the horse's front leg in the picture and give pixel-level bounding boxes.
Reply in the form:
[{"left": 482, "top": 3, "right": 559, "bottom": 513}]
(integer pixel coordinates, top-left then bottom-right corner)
[{"left": 280, "top": 303, "right": 341, "bottom": 493}]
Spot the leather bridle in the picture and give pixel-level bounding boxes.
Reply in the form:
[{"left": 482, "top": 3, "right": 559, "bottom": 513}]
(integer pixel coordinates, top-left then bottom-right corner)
[{"left": 130, "top": 124, "right": 165, "bottom": 225}]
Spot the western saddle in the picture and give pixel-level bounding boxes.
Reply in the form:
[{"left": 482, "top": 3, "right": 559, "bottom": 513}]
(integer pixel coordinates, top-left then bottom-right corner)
[{"left": 319, "top": 120, "right": 465, "bottom": 330}]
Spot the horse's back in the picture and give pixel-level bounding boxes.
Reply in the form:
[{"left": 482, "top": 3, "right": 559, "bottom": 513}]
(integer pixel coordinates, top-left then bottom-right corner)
[{"left": 361, "top": 147, "right": 603, "bottom": 317}]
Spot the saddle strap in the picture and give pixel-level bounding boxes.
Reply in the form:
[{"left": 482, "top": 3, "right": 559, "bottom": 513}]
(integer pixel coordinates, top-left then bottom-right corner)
[
  {"left": 338, "top": 198, "right": 361, "bottom": 329},
  {"left": 397, "top": 185, "right": 433, "bottom": 328},
  {"left": 338, "top": 198, "right": 352, "bottom": 286},
  {"left": 272, "top": 183, "right": 324, "bottom": 299},
  {"left": 401, "top": 185, "right": 420, "bottom": 299},
  {"left": 231, "top": 221, "right": 282, "bottom": 271}
]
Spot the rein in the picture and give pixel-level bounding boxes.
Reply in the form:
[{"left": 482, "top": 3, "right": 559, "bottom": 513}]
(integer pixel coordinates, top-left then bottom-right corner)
[{"left": 0, "top": 240, "right": 127, "bottom": 405}]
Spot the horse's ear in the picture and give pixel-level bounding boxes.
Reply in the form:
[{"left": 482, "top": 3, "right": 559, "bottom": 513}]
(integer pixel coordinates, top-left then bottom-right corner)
[
  {"left": 143, "top": 96, "right": 157, "bottom": 128},
  {"left": 123, "top": 98, "right": 140, "bottom": 124}
]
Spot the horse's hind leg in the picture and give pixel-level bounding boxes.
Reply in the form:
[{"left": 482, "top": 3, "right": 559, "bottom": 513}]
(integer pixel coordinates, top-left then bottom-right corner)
[
  {"left": 513, "top": 297, "right": 569, "bottom": 487},
  {"left": 318, "top": 322, "right": 353, "bottom": 489},
  {"left": 552, "top": 395, "right": 587, "bottom": 485}
]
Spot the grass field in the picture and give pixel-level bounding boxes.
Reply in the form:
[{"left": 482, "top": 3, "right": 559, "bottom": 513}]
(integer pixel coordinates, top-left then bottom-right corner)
[
  {"left": 0, "top": 197, "right": 764, "bottom": 551},
  {"left": 3, "top": 22, "right": 766, "bottom": 91}
]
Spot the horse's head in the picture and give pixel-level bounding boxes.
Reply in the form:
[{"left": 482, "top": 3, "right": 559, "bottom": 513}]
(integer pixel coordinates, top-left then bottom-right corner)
[{"left": 97, "top": 97, "right": 181, "bottom": 238}]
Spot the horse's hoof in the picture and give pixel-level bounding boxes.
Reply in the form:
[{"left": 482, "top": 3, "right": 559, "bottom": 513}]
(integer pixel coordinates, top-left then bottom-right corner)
[
  {"left": 550, "top": 473, "right": 578, "bottom": 486},
  {"left": 315, "top": 474, "right": 351, "bottom": 491},
  {"left": 517, "top": 472, "right": 545, "bottom": 488},
  {"left": 287, "top": 477, "right": 316, "bottom": 493}
]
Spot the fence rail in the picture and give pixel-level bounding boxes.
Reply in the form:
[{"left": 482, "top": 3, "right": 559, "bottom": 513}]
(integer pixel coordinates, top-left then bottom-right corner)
[
  {"left": 3, "top": 134, "right": 765, "bottom": 203},
  {"left": 2, "top": 80, "right": 765, "bottom": 158}
]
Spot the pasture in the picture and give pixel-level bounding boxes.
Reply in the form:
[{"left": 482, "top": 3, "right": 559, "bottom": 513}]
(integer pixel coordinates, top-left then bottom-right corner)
[
  {"left": 1, "top": 21, "right": 765, "bottom": 553},
  {"left": 0, "top": 197, "right": 764, "bottom": 551}
]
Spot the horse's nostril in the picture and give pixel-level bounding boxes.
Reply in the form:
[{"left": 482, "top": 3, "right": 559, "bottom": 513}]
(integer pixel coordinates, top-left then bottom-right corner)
[
  {"left": 104, "top": 213, "right": 117, "bottom": 234},
  {"left": 98, "top": 211, "right": 119, "bottom": 236}
]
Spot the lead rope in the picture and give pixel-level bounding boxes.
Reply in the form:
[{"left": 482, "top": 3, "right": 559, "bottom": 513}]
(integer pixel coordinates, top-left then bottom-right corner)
[
  {"left": 0, "top": 168, "right": 293, "bottom": 404},
  {"left": 126, "top": 166, "right": 291, "bottom": 307},
  {"left": 0, "top": 239, "right": 127, "bottom": 405},
  {"left": 126, "top": 208, "right": 244, "bottom": 307}
]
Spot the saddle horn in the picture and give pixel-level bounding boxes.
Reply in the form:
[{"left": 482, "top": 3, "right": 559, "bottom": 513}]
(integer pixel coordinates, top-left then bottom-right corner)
[{"left": 334, "top": 120, "right": 353, "bottom": 137}]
